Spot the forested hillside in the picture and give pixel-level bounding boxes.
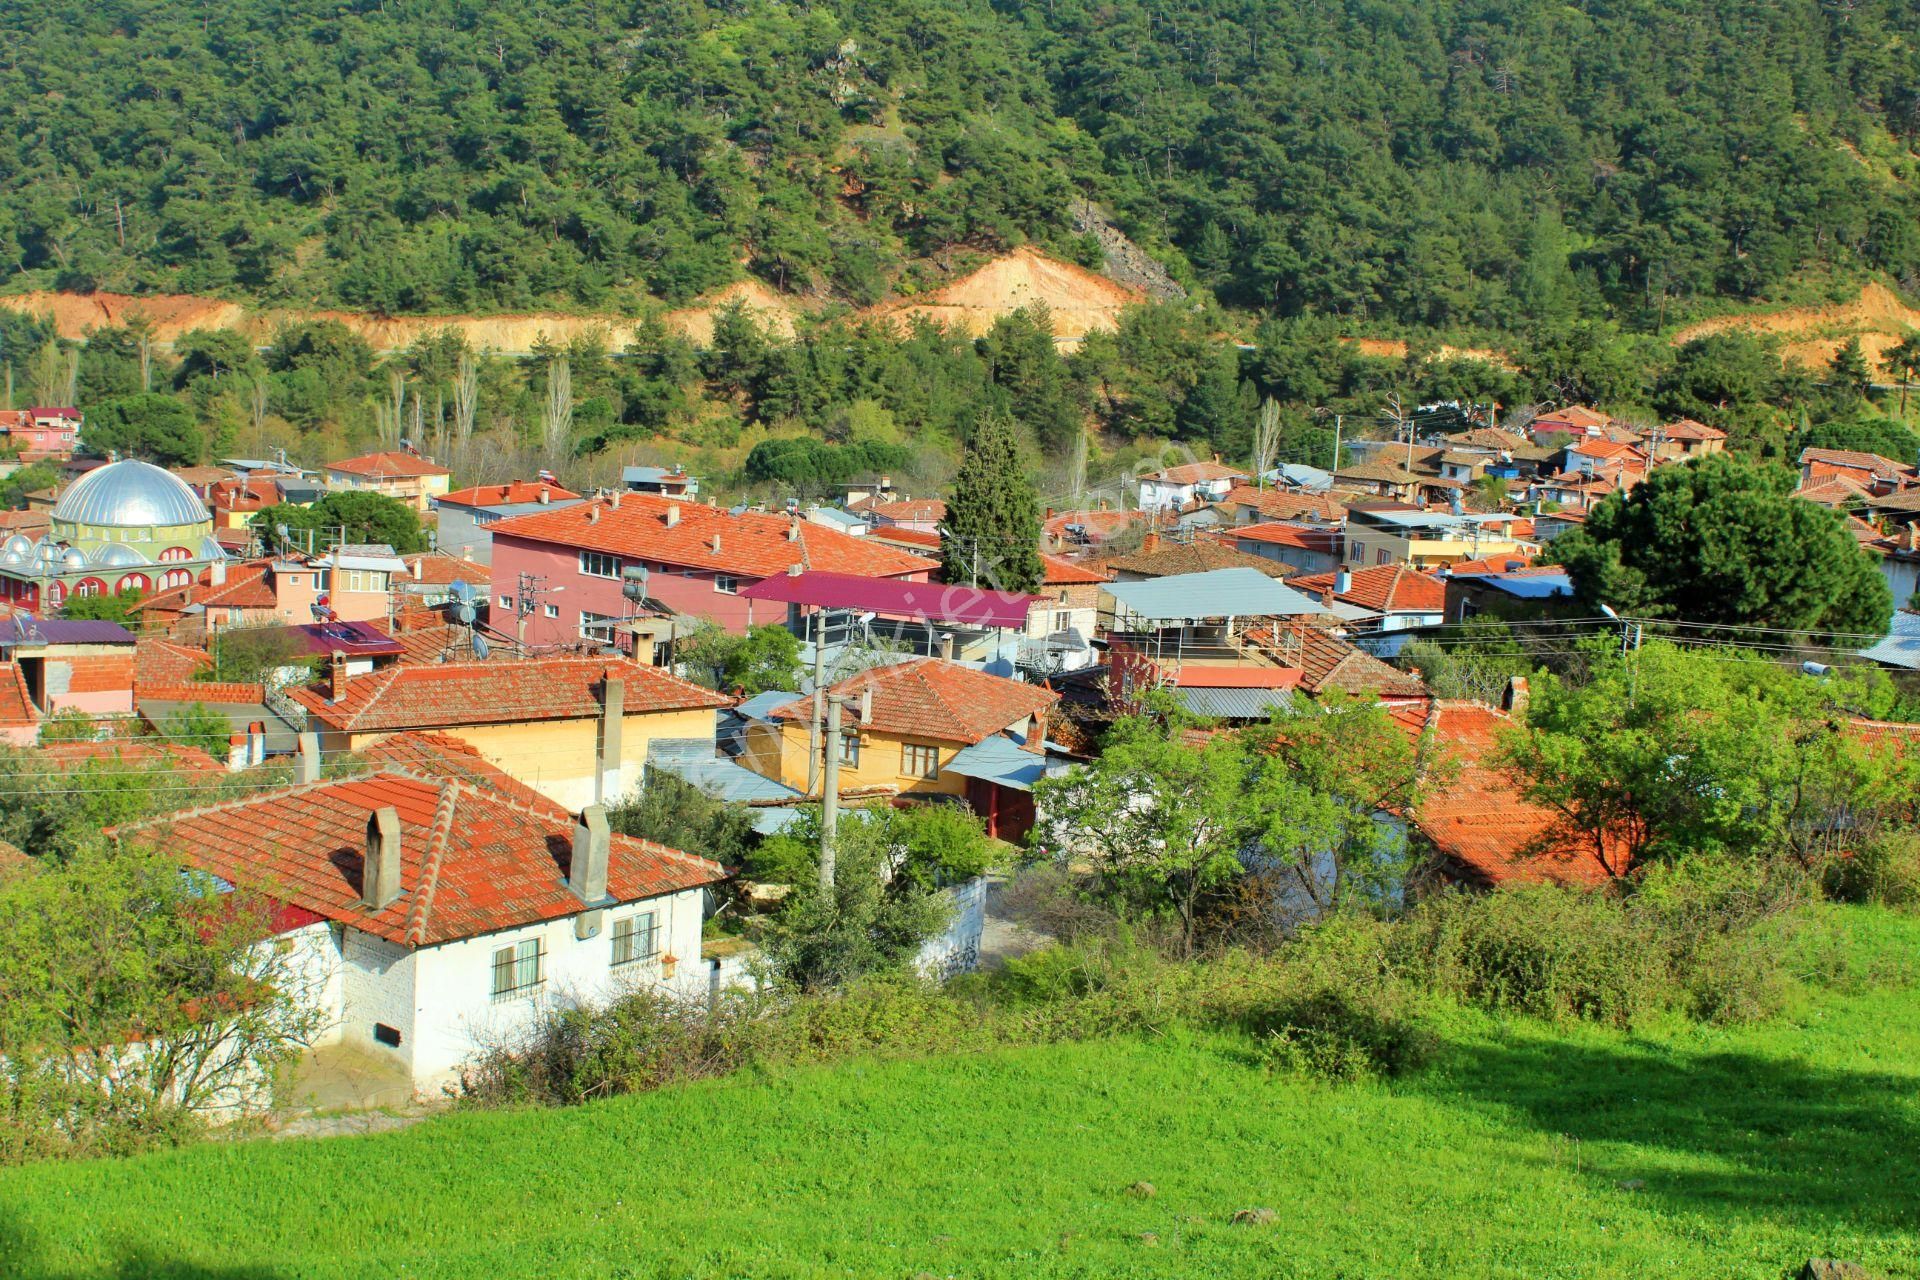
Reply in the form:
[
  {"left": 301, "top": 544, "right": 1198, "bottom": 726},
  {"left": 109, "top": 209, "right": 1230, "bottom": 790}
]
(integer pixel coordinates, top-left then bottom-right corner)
[{"left": 4, "top": 0, "right": 1918, "bottom": 329}]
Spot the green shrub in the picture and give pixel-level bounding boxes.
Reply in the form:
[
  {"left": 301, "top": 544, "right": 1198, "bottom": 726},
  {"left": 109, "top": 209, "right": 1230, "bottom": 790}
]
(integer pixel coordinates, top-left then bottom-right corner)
[
  {"left": 1823, "top": 831, "right": 1920, "bottom": 910},
  {"left": 1256, "top": 988, "right": 1435, "bottom": 1083}
]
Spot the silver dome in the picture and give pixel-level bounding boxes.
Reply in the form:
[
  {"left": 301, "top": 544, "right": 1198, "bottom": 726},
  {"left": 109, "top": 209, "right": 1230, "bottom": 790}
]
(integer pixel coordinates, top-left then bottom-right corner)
[
  {"left": 92, "top": 543, "right": 151, "bottom": 568},
  {"left": 52, "top": 459, "right": 210, "bottom": 528},
  {"left": 60, "top": 548, "right": 87, "bottom": 571},
  {"left": 198, "top": 536, "right": 229, "bottom": 562},
  {"left": 1, "top": 534, "right": 30, "bottom": 561}
]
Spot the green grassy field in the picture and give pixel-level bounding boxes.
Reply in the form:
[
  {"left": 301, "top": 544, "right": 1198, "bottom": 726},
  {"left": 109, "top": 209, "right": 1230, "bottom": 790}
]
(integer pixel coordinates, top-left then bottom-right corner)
[{"left": 5, "top": 908, "right": 1918, "bottom": 1280}]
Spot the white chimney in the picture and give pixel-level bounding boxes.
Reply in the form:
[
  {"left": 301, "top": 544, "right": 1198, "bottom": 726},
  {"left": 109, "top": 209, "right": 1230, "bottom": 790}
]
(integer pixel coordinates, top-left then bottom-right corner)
[
  {"left": 411, "top": 557, "right": 423, "bottom": 581},
  {"left": 709, "top": 533, "right": 721, "bottom": 554},
  {"left": 569, "top": 805, "right": 610, "bottom": 904},
  {"left": 210, "top": 559, "right": 227, "bottom": 586},
  {"left": 610, "top": 490, "right": 623, "bottom": 509},
  {"left": 665, "top": 504, "right": 681, "bottom": 528},
  {"left": 538, "top": 487, "right": 551, "bottom": 504},
  {"left": 363, "top": 806, "right": 403, "bottom": 910},
  {"left": 587, "top": 505, "right": 601, "bottom": 524},
  {"left": 1335, "top": 570, "right": 1352, "bottom": 595}
]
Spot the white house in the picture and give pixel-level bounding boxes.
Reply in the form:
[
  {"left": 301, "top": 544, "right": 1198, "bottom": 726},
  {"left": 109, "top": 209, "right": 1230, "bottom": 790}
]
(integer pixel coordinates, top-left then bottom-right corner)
[
  {"left": 117, "top": 733, "right": 726, "bottom": 1095},
  {"left": 1137, "top": 460, "right": 1248, "bottom": 513}
]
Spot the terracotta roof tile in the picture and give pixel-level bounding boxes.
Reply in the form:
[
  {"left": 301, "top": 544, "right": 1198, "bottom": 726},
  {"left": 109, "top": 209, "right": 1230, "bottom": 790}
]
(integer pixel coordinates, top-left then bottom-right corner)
[
  {"left": 1220, "top": 485, "right": 1348, "bottom": 524},
  {"left": 438, "top": 481, "right": 580, "bottom": 508},
  {"left": 0, "top": 662, "right": 38, "bottom": 728},
  {"left": 489, "top": 493, "right": 937, "bottom": 580},
  {"left": 1148, "top": 461, "right": 1248, "bottom": 484},
  {"left": 114, "top": 769, "right": 726, "bottom": 948},
  {"left": 1244, "top": 621, "right": 1427, "bottom": 698},
  {"left": 397, "top": 551, "right": 489, "bottom": 588},
  {"left": 1290, "top": 565, "right": 1445, "bottom": 614},
  {"left": 864, "top": 498, "right": 947, "bottom": 523},
  {"left": 138, "top": 680, "right": 266, "bottom": 706},
  {"left": 135, "top": 637, "right": 214, "bottom": 687},
  {"left": 36, "top": 739, "right": 225, "bottom": 773},
  {"left": 769, "top": 658, "right": 1055, "bottom": 746},
  {"left": 1660, "top": 418, "right": 1726, "bottom": 441},
  {"left": 290, "top": 655, "right": 728, "bottom": 733},
  {"left": 326, "top": 451, "right": 451, "bottom": 479},
  {"left": 1041, "top": 553, "right": 1110, "bottom": 585},
  {"left": 1103, "top": 539, "right": 1293, "bottom": 579}
]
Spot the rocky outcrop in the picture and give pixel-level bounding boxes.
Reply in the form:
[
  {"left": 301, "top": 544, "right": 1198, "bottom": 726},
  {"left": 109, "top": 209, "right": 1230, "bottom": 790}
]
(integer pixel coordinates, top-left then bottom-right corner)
[{"left": 1071, "top": 199, "right": 1187, "bottom": 303}]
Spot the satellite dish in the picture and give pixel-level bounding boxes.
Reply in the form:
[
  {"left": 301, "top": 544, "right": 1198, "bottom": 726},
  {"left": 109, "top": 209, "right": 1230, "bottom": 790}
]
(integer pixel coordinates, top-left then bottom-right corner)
[{"left": 471, "top": 634, "right": 491, "bottom": 660}]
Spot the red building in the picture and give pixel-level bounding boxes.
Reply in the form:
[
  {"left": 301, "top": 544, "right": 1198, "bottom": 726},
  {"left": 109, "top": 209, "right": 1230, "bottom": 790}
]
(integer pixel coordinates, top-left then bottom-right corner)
[{"left": 486, "top": 492, "right": 938, "bottom": 648}]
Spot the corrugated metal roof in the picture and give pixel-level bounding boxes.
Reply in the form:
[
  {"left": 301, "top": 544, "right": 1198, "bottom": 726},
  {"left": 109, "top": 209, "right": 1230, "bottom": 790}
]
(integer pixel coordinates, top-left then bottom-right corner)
[
  {"left": 0, "top": 614, "right": 137, "bottom": 646},
  {"left": 741, "top": 571, "right": 1037, "bottom": 630},
  {"left": 1104, "top": 568, "right": 1331, "bottom": 620},
  {"left": 1168, "top": 685, "right": 1299, "bottom": 719},
  {"left": 1453, "top": 571, "right": 1574, "bottom": 600},
  {"left": 941, "top": 734, "right": 1050, "bottom": 791},
  {"left": 645, "top": 739, "right": 807, "bottom": 833},
  {"left": 733, "top": 690, "right": 801, "bottom": 721},
  {"left": 1859, "top": 611, "right": 1920, "bottom": 671}
]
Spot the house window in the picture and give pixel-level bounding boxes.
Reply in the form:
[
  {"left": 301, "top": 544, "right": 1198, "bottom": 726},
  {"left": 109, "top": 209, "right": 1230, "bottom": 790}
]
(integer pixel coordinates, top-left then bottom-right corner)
[
  {"left": 580, "top": 610, "right": 620, "bottom": 640},
  {"left": 490, "top": 938, "right": 544, "bottom": 1000},
  {"left": 1350, "top": 541, "right": 1365, "bottom": 561},
  {"left": 580, "top": 551, "right": 620, "bottom": 579},
  {"left": 499, "top": 594, "right": 514, "bottom": 611},
  {"left": 713, "top": 574, "right": 741, "bottom": 595},
  {"left": 1375, "top": 549, "right": 1390, "bottom": 566},
  {"left": 902, "top": 742, "right": 940, "bottom": 779},
  {"left": 838, "top": 733, "right": 860, "bottom": 767},
  {"left": 611, "top": 911, "right": 660, "bottom": 968},
  {"left": 543, "top": 603, "right": 559, "bottom": 618}
]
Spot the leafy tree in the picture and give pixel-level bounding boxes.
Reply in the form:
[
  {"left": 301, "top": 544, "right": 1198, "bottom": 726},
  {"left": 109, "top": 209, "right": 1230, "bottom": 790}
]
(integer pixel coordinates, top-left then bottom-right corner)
[
  {"left": 158, "top": 704, "right": 234, "bottom": 759},
  {"left": 0, "top": 460, "right": 57, "bottom": 509},
  {"left": 82, "top": 394, "right": 203, "bottom": 466},
  {"left": 673, "top": 623, "right": 802, "bottom": 696},
  {"left": 940, "top": 410, "right": 1042, "bottom": 592},
  {"left": 1548, "top": 454, "right": 1891, "bottom": 636},
  {"left": 0, "top": 842, "right": 325, "bottom": 1159},
  {"left": 1502, "top": 640, "right": 1920, "bottom": 879},
  {"left": 61, "top": 587, "right": 141, "bottom": 624},
  {"left": 205, "top": 625, "right": 314, "bottom": 687},
  {"left": 608, "top": 770, "right": 757, "bottom": 872},
  {"left": 258, "top": 491, "right": 424, "bottom": 554}
]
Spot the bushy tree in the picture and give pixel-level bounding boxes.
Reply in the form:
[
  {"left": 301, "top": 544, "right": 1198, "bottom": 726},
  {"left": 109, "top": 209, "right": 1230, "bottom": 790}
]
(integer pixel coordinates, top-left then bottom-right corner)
[
  {"left": 1549, "top": 454, "right": 1891, "bottom": 636},
  {"left": 258, "top": 491, "right": 424, "bottom": 554},
  {"left": 940, "top": 410, "right": 1042, "bottom": 592},
  {"left": 82, "top": 394, "right": 203, "bottom": 466},
  {"left": 672, "top": 623, "right": 802, "bottom": 696},
  {"left": 608, "top": 770, "right": 757, "bottom": 871},
  {"left": 60, "top": 587, "right": 142, "bottom": 624}
]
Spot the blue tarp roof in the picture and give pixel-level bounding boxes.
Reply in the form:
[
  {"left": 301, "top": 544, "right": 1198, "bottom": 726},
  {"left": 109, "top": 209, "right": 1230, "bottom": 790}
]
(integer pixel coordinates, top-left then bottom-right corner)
[
  {"left": 1858, "top": 611, "right": 1920, "bottom": 671},
  {"left": 1452, "top": 571, "right": 1575, "bottom": 600},
  {"left": 1105, "top": 568, "right": 1331, "bottom": 620}
]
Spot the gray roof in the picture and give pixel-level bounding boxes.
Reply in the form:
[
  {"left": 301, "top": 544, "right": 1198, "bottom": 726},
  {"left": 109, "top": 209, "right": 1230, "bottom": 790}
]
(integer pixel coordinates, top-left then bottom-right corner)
[
  {"left": 645, "top": 738, "right": 806, "bottom": 834},
  {"left": 1105, "top": 568, "right": 1332, "bottom": 621},
  {"left": 51, "top": 459, "right": 210, "bottom": 528},
  {"left": 1168, "top": 685, "right": 1300, "bottom": 719},
  {"left": 1451, "top": 570, "right": 1575, "bottom": 600},
  {"left": 733, "top": 690, "right": 800, "bottom": 721},
  {"left": 1858, "top": 611, "right": 1920, "bottom": 671},
  {"left": 138, "top": 699, "right": 300, "bottom": 754},
  {"left": 941, "top": 734, "right": 1050, "bottom": 792}
]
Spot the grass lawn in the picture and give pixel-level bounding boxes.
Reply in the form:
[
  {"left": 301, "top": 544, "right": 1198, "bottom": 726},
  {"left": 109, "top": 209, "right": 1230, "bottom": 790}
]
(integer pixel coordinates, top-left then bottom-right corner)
[{"left": 4, "top": 908, "right": 1918, "bottom": 1280}]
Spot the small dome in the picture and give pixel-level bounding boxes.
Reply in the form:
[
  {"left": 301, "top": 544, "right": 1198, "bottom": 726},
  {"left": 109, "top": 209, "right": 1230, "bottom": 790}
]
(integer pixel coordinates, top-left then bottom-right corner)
[
  {"left": 198, "top": 536, "right": 229, "bottom": 562},
  {"left": 1, "top": 534, "right": 30, "bottom": 558},
  {"left": 52, "top": 459, "right": 209, "bottom": 528},
  {"left": 60, "top": 548, "right": 87, "bottom": 571},
  {"left": 92, "top": 543, "right": 151, "bottom": 569}
]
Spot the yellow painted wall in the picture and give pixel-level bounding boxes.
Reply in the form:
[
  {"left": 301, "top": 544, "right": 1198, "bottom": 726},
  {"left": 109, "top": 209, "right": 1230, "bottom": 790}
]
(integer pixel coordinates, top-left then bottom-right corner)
[
  {"left": 343, "top": 706, "right": 720, "bottom": 812},
  {"left": 741, "top": 720, "right": 967, "bottom": 798}
]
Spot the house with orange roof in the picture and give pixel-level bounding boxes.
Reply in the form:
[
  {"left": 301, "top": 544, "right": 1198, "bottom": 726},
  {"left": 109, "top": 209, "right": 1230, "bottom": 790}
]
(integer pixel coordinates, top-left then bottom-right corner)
[
  {"left": 862, "top": 497, "right": 947, "bottom": 534},
  {"left": 431, "top": 479, "right": 582, "bottom": 564},
  {"left": 1564, "top": 437, "right": 1650, "bottom": 477},
  {"left": 486, "top": 491, "right": 938, "bottom": 645},
  {"left": 1648, "top": 419, "right": 1727, "bottom": 459},
  {"left": 741, "top": 657, "right": 1059, "bottom": 839},
  {"left": 1798, "top": 446, "right": 1919, "bottom": 496},
  {"left": 1289, "top": 565, "right": 1447, "bottom": 632},
  {"left": 1227, "top": 522, "right": 1344, "bottom": 575},
  {"left": 1530, "top": 405, "right": 1617, "bottom": 438},
  {"left": 0, "top": 661, "right": 38, "bottom": 745},
  {"left": 289, "top": 654, "right": 729, "bottom": 813},
  {"left": 1138, "top": 460, "right": 1248, "bottom": 512},
  {"left": 1043, "top": 507, "right": 1144, "bottom": 549},
  {"left": 1218, "top": 485, "right": 1348, "bottom": 526},
  {"left": 322, "top": 450, "right": 452, "bottom": 512},
  {"left": 112, "top": 731, "right": 727, "bottom": 1092}
]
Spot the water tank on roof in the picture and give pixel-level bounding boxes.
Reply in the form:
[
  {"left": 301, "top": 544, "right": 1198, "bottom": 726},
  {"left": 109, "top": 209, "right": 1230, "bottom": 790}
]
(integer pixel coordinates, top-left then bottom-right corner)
[{"left": 621, "top": 564, "right": 650, "bottom": 602}]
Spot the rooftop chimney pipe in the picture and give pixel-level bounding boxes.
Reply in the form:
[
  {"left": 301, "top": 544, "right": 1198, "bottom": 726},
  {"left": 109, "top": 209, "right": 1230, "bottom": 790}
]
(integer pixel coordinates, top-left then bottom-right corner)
[
  {"left": 569, "top": 805, "right": 611, "bottom": 904},
  {"left": 363, "top": 806, "right": 403, "bottom": 910}
]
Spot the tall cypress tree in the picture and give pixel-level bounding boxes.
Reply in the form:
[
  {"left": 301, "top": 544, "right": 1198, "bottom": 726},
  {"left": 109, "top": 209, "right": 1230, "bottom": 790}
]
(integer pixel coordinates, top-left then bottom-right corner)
[{"left": 941, "top": 410, "right": 1043, "bottom": 592}]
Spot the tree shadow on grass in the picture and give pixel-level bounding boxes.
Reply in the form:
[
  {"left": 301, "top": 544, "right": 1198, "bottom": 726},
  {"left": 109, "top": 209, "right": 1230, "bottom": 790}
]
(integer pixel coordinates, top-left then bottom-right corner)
[
  {"left": 1412, "top": 1029, "right": 1920, "bottom": 1236},
  {"left": 1, "top": 1208, "right": 283, "bottom": 1280}
]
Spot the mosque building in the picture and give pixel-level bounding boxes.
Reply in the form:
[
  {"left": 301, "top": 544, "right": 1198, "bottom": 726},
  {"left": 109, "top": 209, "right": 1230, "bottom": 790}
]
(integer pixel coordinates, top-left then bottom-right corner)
[{"left": 0, "top": 458, "right": 226, "bottom": 611}]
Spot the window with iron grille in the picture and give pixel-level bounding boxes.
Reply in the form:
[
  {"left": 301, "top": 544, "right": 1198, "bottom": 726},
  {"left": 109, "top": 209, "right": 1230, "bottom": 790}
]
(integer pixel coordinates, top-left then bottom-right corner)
[
  {"left": 902, "top": 742, "right": 940, "bottom": 779},
  {"left": 491, "top": 938, "right": 544, "bottom": 999},
  {"left": 611, "top": 911, "right": 660, "bottom": 968}
]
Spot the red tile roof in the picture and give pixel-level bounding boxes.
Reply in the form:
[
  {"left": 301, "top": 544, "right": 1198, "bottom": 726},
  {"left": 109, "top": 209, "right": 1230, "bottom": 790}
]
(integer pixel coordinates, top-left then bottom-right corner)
[
  {"left": 1533, "top": 405, "right": 1614, "bottom": 430},
  {"left": 1244, "top": 621, "right": 1427, "bottom": 698},
  {"left": 36, "top": 739, "right": 225, "bottom": 773},
  {"left": 437, "top": 481, "right": 580, "bottom": 508},
  {"left": 135, "top": 637, "right": 214, "bottom": 687},
  {"left": 868, "top": 526, "right": 943, "bottom": 552},
  {"left": 290, "top": 655, "right": 728, "bottom": 733},
  {"left": 397, "top": 551, "right": 489, "bottom": 588},
  {"left": 0, "top": 662, "right": 38, "bottom": 728},
  {"left": 1220, "top": 485, "right": 1348, "bottom": 524},
  {"left": 1660, "top": 418, "right": 1726, "bottom": 442},
  {"left": 1391, "top": 701, "right": 1611, "bottom": 888},
  {"left": 1230, "top": 522, "right": 1344, "bottom": 555},
  {"left": 138, "top": 680, "right": 266, "bottom": 706},
  {"left": 114, "top": 770, "right": 725, "bottom": 947},
  {"left": 1567, "top": 439, "right": 1646, "bottom": 462},
  {"left": 489, "top": 493, "right": 938, "bottom": 581},
  {"left": 1043, "top": 509, "right": 1144, "bottom": 543},
  {"left": 1147, "top": 461, "right": 1247, "bottom": 485},
  {"left": 1041, "top": 553, "right": 1110, "bottom": 585},
  {"left": 326, "top": 451, "right": 451, "bottom": 479},
  {"left": 1290, "top": 565, "right": 1446, "bottom": 614},
  {"left": 131, "top": 562, "right": 281, "bottom": 616},
  {"left": 1798, "top": 448, "right": 1916, "bottom": 482},
  {"left": 864, "top": 498, "right": 947, "bottom": 523},
  {"left": 770, "top": 658, "right": 1056, "bottom": 746},
  {"left": 1103, "top": 538, "right": 1294, "bottom": 579},
  {"left": 1445, "top": 553, "right": 1541, "bottom": 576}
]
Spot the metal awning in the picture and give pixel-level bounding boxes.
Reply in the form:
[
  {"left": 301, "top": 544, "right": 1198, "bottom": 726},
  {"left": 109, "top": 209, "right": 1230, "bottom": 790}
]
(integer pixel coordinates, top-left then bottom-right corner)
[
  {"left": 940, "top": 734, "right": 1049, "bottom": 792},
  {"left": 1104, "top": 568, "right": 1331, "bottom": 621}
]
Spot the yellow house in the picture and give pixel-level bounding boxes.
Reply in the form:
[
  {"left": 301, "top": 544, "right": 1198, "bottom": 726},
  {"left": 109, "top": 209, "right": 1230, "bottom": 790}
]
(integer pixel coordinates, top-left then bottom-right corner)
[
  {"left": 1342, "top": 506, "right": 1532, "bottom": 571},
  {"left": 741, "top": 658, "right": 1057, "bottom": 837},
  {"left": 290, "top": 655, "right": 729, "bottom": 813}
]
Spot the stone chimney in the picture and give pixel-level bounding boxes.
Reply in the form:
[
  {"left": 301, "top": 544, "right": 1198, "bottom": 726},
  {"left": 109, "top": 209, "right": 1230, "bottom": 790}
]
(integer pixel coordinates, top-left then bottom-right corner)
[
  {"left": 938, "top": 633, "right": 955, "bottom": 661},
  {"left": 1504, "top": 675, "right": 1530, "bottom": 718},
  {"left": 363, "top": 806, "right": 403, "bottom": 910},
  {"left": 329, "top": 650, "right": 351, "bottom": 701},
  {"left": 609, "top": 490, "right": 623, "bottom": 509},
  {"left": 297, "top": 731, "right": 321, "bottom": 784},
  {"left": 1335, "top": 569, "right": 1352, "bottom": 595},
  {"left": 569, "top": 804, "right": 610, "bottom": 904},
  {"left": 587, "top": 505, "right": 601, "bottom": 525}
]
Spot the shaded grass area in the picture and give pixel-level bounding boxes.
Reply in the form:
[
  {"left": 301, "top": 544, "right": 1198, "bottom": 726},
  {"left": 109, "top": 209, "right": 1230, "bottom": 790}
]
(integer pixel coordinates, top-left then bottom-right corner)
[{"left": 4, "top": 908, "right": 1917, "bottom": 1280}]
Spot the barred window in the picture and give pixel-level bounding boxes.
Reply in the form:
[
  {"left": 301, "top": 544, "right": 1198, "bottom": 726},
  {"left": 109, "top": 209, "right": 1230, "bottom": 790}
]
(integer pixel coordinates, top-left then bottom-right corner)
[
  {"left": 611, "top": 912, "right": 660, "bottom": 968},
  {"left": 491, "top": 938, "right": 544, "bottom": 999}
]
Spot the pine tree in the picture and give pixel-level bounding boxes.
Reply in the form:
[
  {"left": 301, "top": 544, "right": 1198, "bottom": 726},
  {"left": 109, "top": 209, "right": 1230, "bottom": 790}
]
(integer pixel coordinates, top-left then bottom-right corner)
[{"left": 941, "top": 410, "right": 1043, "bottom": 592}]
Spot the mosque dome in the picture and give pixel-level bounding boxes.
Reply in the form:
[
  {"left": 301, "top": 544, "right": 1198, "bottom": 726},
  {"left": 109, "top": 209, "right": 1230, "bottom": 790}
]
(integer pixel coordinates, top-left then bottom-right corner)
[
  {"left": 52, "top": 459, "right": 210, "bottom": 528},
  {"left": 92, "top": 543, "right": 151, "bottom": 569}
]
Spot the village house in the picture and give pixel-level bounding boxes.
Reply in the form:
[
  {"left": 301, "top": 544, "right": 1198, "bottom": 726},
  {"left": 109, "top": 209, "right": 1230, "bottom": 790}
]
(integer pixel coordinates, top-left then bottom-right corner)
[
  {"left": 1217, "top": 485, "right": 1348, "bottom": 526},
  {"left": 1646, "top": 419, "right": 1727, "bottom": 459},
  {"left": 485, "top": 492, "right": 937, "bottom": 646},
  {"left": 0, "top": 614, "right": 136, "bottom": 721},
  {"left": 1530, "top": 405, "right": 1617, "bottom": 438},
  {"left": 1103, "top": 532, "right": 1297, "bottom": 581},
  {"left": 1227, "top": 522, "right": 1345, "bottom": 575},
  {"left": 323, "top": 451, "right": 453, "bottom": 512},
  {"left": 741, "top": 657, "right": 1060, "bottom": 840},
  {"left": 861, "top": 497, "right": 947, "bottom": 534},
  {"left": 1799, "top": 447, "right": 1919, "bottom": 496},
  {"left": 113, "top": 733, "right": 725, "bottom": 1095},
  {"left": 1042, "top": 507, "right": 1144, "bottom": 550},
  {"left": 1442, "top": 563, "right": 1578, "bottom": 624},
  {"left": 1137, "top": 460, "right": 1248, "bottom": 512},
  {"left": 1342, "top": 505, "right": 1532, "bottom": 570},
  {"left": 621, "top": 466, "right": 700, "bottom": 498},
  {"left": 1289, "top": 565, "right": 1446, "bottom": 633},
  {"left": 430, "top": 481, "right": 582, "bottom": 564},
  {"left": 1330, "top": 462, "right": 1425, "bottom": 502},
  {"left": 1564, "top": 437, "right": 1650, "bottom": 477},
  {"left": 0, "top": 407, "right": 82, "bottom": 461},
  {"left": 289, "top": 655, "right": 730, "bottom": 813}
]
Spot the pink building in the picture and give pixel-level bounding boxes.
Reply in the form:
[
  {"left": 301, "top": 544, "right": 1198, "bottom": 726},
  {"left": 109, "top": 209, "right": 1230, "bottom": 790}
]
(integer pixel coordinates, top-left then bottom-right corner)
[
  {"left": 0, "top": 407, "right": 81, "bottom": 460},
  {"left": 487, "top": 492, "right": 938, "bottom": 648}
]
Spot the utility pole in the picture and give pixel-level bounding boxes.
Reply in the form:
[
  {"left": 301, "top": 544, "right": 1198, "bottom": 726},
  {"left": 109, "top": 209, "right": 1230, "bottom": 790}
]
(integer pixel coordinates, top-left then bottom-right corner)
[
  {"left": 819, "top": 695, "right": 843, "bottom": 890},
  {"left": 1332, "top": 413, "right": 1343, "bottom": 472},
  {"left": 807, "top": 609, "right": 825, "bottom": 794}
]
